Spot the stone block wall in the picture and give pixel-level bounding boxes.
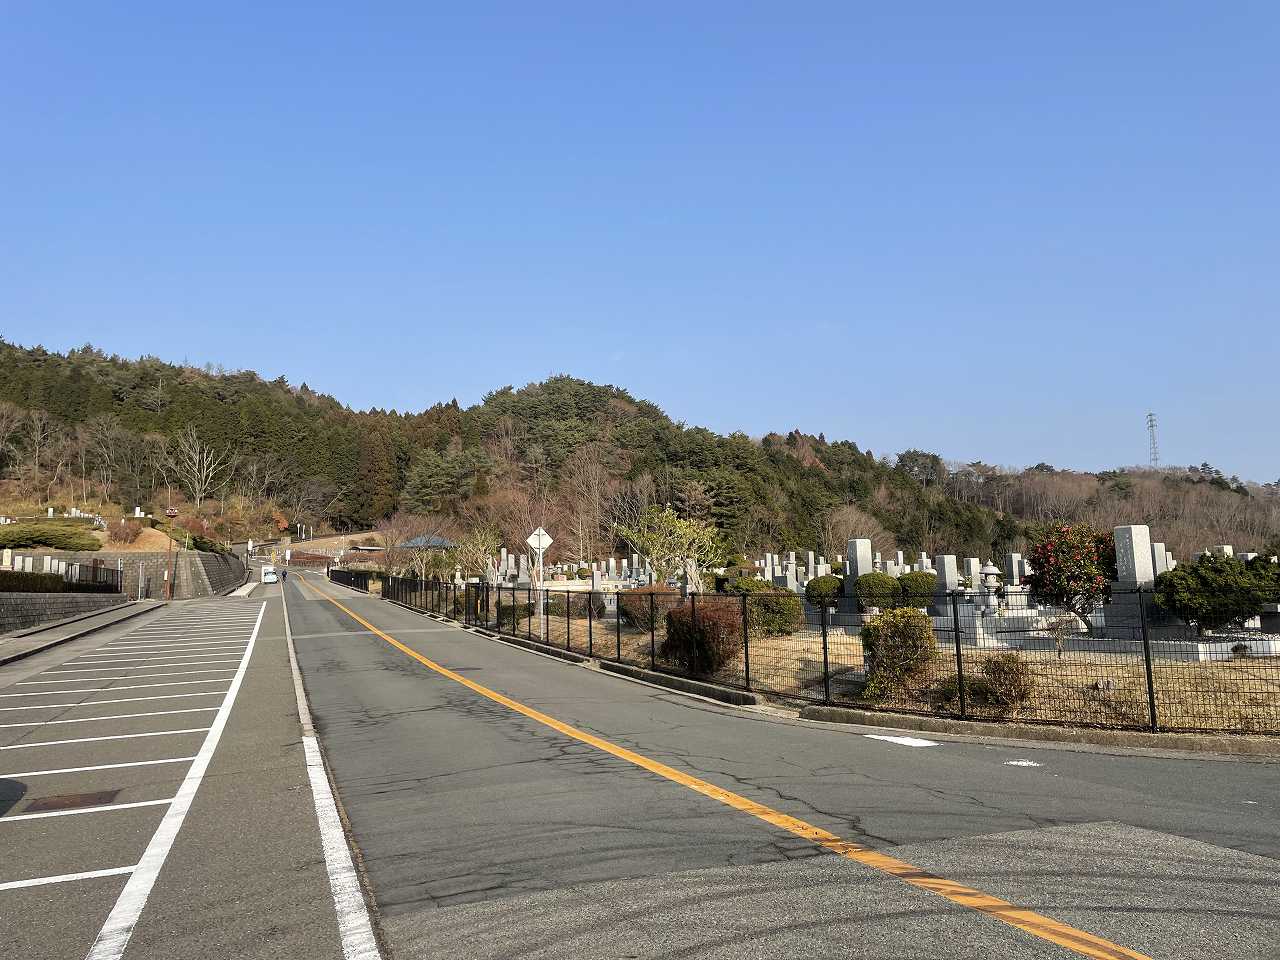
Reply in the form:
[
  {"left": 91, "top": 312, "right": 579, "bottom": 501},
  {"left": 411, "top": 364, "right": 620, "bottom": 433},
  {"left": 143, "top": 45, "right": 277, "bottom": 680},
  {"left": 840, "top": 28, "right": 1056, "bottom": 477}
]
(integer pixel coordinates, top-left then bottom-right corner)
[
  {"left": 33, "top": 550, "right": 246, "bottom": 600},
  {"left": 0, "top": 593, "right": 127, "bottom": 635}
]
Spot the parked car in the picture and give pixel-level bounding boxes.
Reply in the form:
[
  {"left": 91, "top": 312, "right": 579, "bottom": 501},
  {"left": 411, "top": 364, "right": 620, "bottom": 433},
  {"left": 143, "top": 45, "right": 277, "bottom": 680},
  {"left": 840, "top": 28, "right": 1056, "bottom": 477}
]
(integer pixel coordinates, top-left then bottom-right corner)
[{"left": 261, "top": 564, "right": 278, "bottom": 584}]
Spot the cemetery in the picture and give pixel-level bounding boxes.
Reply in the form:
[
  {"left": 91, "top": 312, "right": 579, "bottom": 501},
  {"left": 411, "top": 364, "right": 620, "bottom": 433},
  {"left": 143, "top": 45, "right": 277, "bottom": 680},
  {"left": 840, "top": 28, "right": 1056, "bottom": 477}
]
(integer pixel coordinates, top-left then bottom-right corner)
[{"left": 368, "top": 521, "right": 1280, "bottom": 736}]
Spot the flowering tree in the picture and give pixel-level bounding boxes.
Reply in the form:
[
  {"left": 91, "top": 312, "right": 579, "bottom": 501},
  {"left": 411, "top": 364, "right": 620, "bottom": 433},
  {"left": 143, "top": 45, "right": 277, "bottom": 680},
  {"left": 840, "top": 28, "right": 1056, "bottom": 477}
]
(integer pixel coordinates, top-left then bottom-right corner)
[{"left": 1023, "top": 523, "right": 1116, "bottom": 635}]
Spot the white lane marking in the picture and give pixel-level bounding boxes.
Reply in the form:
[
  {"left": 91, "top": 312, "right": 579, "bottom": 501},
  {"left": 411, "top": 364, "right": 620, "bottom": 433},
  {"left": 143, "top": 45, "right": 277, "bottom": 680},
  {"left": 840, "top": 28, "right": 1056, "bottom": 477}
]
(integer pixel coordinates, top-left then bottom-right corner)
[
  {"left": 2, "top": 798, "right": 172, "bottom": 823},
  {"left": 97, "top": 643, "right": 249, "bottom": 653},
  {"left": 0, "top": 728, "right": 211, "bottom": 750},
  {"left": 71, "top": 648, "right": 247, "bottom": 660},
  {"left": 0, "top": 708, "right": 218, "bottom": 728},
  {"left": 0, "top": 865, "right": 137, "bottom": 891},
  {"left": 863, "top": 734, "right": 940, "bottom": 747},
  {"left": 19, "top": 670, "right": 236, "bottom": 685},
  {"left": 1242, "top": 800, "right": 1259, "bottom": 805},
  {"left": 0, "top": 680, "right": 230, "bottom": 698},
  {"left": 0, "top": 757, "right": 196, "bottom": 778},
  {"left": 46, "top": 660, "right": 242, "bottom": 674},
  {"left": 282, "top": 576, "right": 381, "bottom": 959},
  {"left": 65, "top": 655, "right": 244, "bottom": 665},
  {"left": 86, "top": 602, "right": 265, "bottom": 960},
  {"left": 1004, "top": 759, "right": 1042, "bottom": 767},
  {"left": 107, "top": 635, "right": 251, "bottom": 644},
  {"left": 0, "top": 692, "right": 224, "bottom": 712}
]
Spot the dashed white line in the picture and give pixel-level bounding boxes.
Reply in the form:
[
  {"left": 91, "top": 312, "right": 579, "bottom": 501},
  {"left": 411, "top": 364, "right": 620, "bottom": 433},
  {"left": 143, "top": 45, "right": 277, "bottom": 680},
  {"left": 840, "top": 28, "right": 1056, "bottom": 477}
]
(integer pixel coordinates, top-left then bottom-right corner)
[
  {"left": 0, "top": 866, "right": 137, "bottom": 891},
  {"left": 863, "top": 734, "right": 940, "bottom": 747},
  {"left": 2, "top": 798, "right": 172, "bottom": 823},
  {"left": 85, "top": 602, "right": 265, "bottom": 960},
  {"left": 0, "top": 757, "right": 197, "bottom": 778},
  {"left": 0, "top": 728, "right": 212, "bottom": 750},
  {"left": 1004, "top": 759, "right": 1042, "bottom": 767}
]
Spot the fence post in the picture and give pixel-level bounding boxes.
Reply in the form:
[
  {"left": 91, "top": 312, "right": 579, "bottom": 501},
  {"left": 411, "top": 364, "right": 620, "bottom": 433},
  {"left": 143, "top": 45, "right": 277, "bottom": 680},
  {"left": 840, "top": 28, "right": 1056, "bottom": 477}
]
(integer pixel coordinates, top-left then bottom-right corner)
[
  {"left": 615, "top": 594, "right": 621, "bottom": 661},
  {"left": 820, "top": 600, "right": 831, "bottom": 703},
  {"left": 565, "top": 591, "right": 571, "bottom": 650},
  {"left": 950, "top": 591, "right": 967, "bottom": 718},
  {"left": 1139, "top": 587, "right": 1159, "bottom": 732},
  {"left": 587, "top": 590, "right": 594, "bottom": 656},
  {"left": 649, "top": 593, "right": 656, "bottom": 668},
  {"left": 526, "top": 587, "right": 532, "bottom": 641},
  {"left": 742, "top": 594, "right": 751, "bottom": 691}
]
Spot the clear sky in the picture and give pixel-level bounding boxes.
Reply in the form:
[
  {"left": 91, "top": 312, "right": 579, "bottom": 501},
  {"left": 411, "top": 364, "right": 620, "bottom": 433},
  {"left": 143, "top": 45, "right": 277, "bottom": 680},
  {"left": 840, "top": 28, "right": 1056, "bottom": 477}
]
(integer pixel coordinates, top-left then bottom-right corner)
[{"left": 2, "top": 4, "right": 1276, "bottom": 481}]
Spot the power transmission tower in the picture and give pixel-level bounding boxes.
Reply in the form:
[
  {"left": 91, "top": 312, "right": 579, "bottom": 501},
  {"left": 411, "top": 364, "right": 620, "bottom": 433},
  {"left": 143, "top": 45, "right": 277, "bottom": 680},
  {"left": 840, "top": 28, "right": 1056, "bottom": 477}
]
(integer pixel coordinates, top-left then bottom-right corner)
[{"left": 1146, "top": 412, "right": 1160, "bottom": 468}]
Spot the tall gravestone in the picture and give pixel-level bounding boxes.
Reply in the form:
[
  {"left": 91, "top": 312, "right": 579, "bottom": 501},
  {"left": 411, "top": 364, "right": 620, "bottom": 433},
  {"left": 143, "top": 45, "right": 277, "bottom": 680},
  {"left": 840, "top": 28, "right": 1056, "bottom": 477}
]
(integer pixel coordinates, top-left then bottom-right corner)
[
  {"left": 843, "top": 539, "right": 874, "bottom": 596},
  {"left": 1114, "top": 525, "right": 1155, "bottom": 586}
]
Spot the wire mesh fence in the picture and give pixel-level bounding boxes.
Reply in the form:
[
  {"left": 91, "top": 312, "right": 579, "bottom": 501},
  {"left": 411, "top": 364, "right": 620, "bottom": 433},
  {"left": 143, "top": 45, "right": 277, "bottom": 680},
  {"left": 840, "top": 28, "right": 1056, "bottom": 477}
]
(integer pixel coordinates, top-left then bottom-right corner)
[{"left": 354, "top": 572, "right": 1280, "bottom": 736}]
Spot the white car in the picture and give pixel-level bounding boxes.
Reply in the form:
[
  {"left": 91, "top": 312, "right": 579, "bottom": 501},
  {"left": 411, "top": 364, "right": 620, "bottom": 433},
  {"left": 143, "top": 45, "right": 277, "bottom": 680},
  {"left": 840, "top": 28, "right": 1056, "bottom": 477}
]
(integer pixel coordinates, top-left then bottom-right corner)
[{"left": 261, "top": 565, "right": 279, "bottom": 584}]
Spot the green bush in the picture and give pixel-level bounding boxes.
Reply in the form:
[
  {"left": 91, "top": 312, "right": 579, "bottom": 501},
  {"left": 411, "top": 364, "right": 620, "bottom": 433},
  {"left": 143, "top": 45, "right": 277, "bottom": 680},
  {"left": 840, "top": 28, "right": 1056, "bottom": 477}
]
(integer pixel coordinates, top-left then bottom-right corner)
[
  {"left": 897, "top": 570, "right": 938, "bottom": 605},
  {"left": 724, "top": 577, "right": 803, "bottom": 635},
  {"left": 0, "top": 570, "right": 70, "bottom": 593},
  {"left": 804, "top": 574, "right": 843, "bottom": 607},
  {"left": 618, "top": 585, "right": 681, "bottom": 631},
  {"left": 855, "top": 571, "right": 901, "bottom": 612},
  {"left": 0, "top": 522, "right": 101, "bottom": 552},
  {"left": 660, "top": 603, "right": 742, "bottom": 675},
  {"left": 496, "top": 600, "right": 535, "bottom": 631},
  {"left": 1154, "top": 555, "right": 1270, "bottom": 633},
  {"left": 860, "top": 608, "right": 938, "bottom": 698},
  {"left": 576, "top": 567, "right": 592, "bottom": 580}
]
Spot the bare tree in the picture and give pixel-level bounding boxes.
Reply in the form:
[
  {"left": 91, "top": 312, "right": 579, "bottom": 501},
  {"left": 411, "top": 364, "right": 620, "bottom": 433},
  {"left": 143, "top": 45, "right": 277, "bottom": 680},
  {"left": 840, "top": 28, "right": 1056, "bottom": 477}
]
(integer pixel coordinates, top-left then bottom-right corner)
[
  {"left": 170, "top": 426, "right": 235, "bottom": 508},
  {"left": 23, "top": 409, "right": 54, "bottom": 492},
  {"left": 376, "top": 511, "right": 454, "bottom": 579},
  {"left": 0, "top": 402, "right": 23, "bottom": 477},
  {"left": 563, "top": 447, "right": 609, "bottom": 562}
]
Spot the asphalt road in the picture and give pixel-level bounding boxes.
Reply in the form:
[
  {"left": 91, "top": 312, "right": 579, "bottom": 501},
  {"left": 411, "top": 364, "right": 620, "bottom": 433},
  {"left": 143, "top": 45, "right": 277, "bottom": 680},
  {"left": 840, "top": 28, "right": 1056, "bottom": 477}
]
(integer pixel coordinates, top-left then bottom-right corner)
[
  {"left": 287, "top": 571, "right": 1280, "bottom": 960},
  {"left": 0, "top": 589, "right": 348, "bottom": 960}
]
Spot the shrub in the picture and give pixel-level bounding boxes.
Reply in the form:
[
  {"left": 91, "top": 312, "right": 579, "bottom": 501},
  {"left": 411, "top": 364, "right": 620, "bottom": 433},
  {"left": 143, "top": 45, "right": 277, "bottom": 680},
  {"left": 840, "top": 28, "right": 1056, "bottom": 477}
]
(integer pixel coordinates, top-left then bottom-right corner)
[
  {"left": 897, "top": 570, "right": 938, "bottom": 606},
  {"left": 496, "top": 600, "right": 535, "bottom": 631},
  {"left": 107, "top": 520, "right": 143, "bottom": 545},
  {"left": 724, "top": 577, "right": 804, "bottom": 635},
  {"left": 1024, "top": 522, "right": 1116, "bottom": 633},
  {"left": 576, "top": 567, "right": 592, "bottom": 580},
  {"left": 804, "top": 574, "right": 843, "bottom": 607},
  {"left": 617, "top": 585, "right": 681, "bottom": 631},
  {"left": 0, "top": 522, "right": 101, "bottom": 552},
  {"left": 979, "top": 653, "right": 1035, "bottom": 710},
  {"left": 0, "top": 570, "right": 69, "bottom": 593},
  {"left": 855, "top": 571, "right": 901, "bottom": 612},
  {"left": 860, "top": 608, "right": 938, "bottom": 698},
  {"left": 1154, "top": 555, "right": 1270, "bottom": 633},
  {"left": 660, "top": 603, "right": 742, "bottom": 675}
]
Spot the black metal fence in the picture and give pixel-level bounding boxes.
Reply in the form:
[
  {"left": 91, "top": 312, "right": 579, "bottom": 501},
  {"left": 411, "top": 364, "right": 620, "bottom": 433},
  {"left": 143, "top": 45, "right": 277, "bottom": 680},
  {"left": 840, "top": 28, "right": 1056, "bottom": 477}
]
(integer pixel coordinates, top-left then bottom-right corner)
[
  {"left": 65, "top": 562, "right": 123, "bottom": 594},
  {"left": 329, "top": 568, "right": 372, "bottom": 593},
  {"left": 352, "top": 571, "right": 1280, "bottom": 736}
]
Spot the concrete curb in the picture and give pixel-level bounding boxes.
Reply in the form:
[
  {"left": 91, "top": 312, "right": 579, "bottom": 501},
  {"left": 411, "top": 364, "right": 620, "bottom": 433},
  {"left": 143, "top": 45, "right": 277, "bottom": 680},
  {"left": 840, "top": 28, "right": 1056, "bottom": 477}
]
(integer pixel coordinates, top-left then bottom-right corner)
[
  {"left": 0, "top": 601, "right": 167, "bottom": 667},
  {"left": 599, "top": 661, "right": 760, "bottom": 706},
  {"left": 799, "top": 704, "right": 1280, "bottom": 757},
  {"left": 477, "top": 631, "right": 591, "bottom": 664}
]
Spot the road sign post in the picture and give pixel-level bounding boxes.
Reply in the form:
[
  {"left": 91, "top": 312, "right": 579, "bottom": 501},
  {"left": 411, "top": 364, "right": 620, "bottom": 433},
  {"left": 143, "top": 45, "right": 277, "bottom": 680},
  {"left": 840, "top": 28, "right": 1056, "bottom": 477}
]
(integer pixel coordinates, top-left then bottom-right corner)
[{"left": 526, "top": 527, "right": 553, "bottom": 642}]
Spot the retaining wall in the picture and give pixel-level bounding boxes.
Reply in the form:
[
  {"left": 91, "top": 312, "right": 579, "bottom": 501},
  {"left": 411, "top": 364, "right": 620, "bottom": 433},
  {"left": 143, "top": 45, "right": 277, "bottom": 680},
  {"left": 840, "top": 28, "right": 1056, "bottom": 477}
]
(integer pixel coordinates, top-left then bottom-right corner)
[
  {"left": 0, "top": 593, "right": 127, "bottom": 635},
  {"left": 32, "top": 550, "right": 246, "bottom": 600}
]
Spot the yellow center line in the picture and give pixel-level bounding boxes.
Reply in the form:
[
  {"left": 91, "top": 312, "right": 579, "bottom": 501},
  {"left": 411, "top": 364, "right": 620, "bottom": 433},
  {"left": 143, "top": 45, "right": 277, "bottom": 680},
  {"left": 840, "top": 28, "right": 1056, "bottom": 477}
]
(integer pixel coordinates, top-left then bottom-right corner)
[{"left": 297, "top": 575, "right": 1151, "bottom": 960}]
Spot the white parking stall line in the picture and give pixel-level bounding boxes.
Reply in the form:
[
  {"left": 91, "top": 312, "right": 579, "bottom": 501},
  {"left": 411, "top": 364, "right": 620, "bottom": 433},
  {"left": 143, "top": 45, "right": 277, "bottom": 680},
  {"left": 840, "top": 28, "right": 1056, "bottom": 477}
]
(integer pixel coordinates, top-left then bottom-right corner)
[
  {"left": 0, "top": 692, "right": 225, "bottom": 712},
  {"left": 0, "top": 866, "right": 138, "bottom": 892},
  {"left": 0, "top": 757, "right": 197, "bottom": 778},
  {"left": 85, "top": 645, "right": 249, "bottom": 656},
  {"left": 66, "top": 654, "right": 244, "bottom": 665},
  {"left": 0, "top": 680, "right": 231, "bottom": 698},
  {"left": 19, "top": 670, "right": 237, "bottom": 685},
  {"left": 2, "top": 799, "right": 172, "bottom": 823},
  {"left": 99, "top": 642, "right": 249, "bottom": 652},
  {"left": 0, "top": 708, "right": 218, "bottom": 728},
  {"left": 863, "top": 734, "right": 941, "bottom": 747},
  {"left": 46, "top": 661, "right": 243, "bottom": 674},
  {"left": 0, "top": 728, "right": 212, "bottom": 750},
  {"left": 86, "top": 601, "right": 265, "bottom": 960}
]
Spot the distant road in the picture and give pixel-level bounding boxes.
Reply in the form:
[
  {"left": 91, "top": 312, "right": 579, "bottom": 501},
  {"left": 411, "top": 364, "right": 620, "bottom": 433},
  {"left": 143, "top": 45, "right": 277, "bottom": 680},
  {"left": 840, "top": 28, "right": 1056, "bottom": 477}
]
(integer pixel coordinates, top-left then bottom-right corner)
[{"left": 287, "top": 571, "right": 1280, "bottom": 960}]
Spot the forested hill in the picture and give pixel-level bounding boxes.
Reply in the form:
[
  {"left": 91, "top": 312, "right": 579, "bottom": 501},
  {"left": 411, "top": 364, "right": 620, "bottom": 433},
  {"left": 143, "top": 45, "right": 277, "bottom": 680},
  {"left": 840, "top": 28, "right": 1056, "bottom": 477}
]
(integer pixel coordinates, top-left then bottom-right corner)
[{"left": 1, "top": 340, "right": 1275, "bottom": 561}]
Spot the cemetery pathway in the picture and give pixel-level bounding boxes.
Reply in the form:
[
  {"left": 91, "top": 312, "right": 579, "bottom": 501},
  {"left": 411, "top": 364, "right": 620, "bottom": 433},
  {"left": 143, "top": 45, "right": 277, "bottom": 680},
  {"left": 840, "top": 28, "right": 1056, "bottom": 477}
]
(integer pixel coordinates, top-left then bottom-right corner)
[{"left": 288, "top": 570, "right": 1280, "bottom": 960}]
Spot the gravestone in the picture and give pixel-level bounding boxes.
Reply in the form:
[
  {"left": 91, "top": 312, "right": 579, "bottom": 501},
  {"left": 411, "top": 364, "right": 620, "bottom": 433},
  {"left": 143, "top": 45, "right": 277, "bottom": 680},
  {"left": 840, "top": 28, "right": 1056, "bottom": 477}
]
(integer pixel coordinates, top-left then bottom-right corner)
[
  {"left": 1004, "top": 553, "right": 1022, "bottom": 585},
  {"left": 963, "top": 558, "right": 981, "bottom": 590},
  {"left": 1151, "top": 542, "right": 1169, "bottom": 576},
  {"left": 1114, "top": 525, "right": 1155, "bottom": 586}
]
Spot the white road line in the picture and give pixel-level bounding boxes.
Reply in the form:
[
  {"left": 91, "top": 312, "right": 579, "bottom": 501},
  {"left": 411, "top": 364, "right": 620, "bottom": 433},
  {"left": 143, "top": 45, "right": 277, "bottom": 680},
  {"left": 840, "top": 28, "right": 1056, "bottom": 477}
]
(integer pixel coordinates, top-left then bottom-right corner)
[
  {"left": 100, "top": 642, "right": 249, "bottom": 652},
  {"left": 0, "top": 680, "right": 230, "bottom": 698},
  {"left": 0, "top": 866, "right": 137, "bottom": 891},
  {"left": 0, "top": 708, "right": 218, "bottom": 728},
  {"left": 2, "top": 799, "right": 172, "bottom": 823},
  {"left": 86, "top": 602, "right": 265, "bottom": 960},
  {"left": 863, "top": 734, "right": 940, "bottom": 747},
  {"left": 19, "top": 670, "right": 236, "bottom": 685},
  {"left": 0, "top": 728, "right": 211, "bottom": 750},
  {"left": 0, "top": 692, "right": 224, "bottom": 712},
  {"left": 282, "top": 581, "right": 381, "bottom": 959},
  {"left": 46, "top": 661, "right": 242, "bottom": 674},
  {"left": 66, "top": 655, "right": 243, "bottom": 665},
  {"left": 0, "top": 757, "right": 196, "bottom": 778},
  {"left": 1004, "top": 759, "right": 1042, "bottom": 767}
]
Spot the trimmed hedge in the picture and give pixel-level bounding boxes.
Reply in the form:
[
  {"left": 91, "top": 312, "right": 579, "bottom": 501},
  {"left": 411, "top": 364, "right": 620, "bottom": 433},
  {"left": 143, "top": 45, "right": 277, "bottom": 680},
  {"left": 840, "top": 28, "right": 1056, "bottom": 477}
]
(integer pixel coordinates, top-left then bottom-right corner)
[
  {"left": 0, "top": 522, "right": 101, "bottom": 552},
  {"left": 723, "top": 577, "right": 804, "bottom": 635},
  {"left": 897, "top": 570, "right": 938, "bottom": 605},
  {"left": 0, "top": 570, "right": 70, "bottom": 593},
  {"left": 854, "top": 571, "right": 901, "bottom": 611},
  {"left": 660, "top": 603, "right": 742, "bottom": 675},
  {"left": 804, "top": 574, "right": 843, "bottom": 607},
  {"left": 860, "top": 608, "right": 938, "bottom": 698}
]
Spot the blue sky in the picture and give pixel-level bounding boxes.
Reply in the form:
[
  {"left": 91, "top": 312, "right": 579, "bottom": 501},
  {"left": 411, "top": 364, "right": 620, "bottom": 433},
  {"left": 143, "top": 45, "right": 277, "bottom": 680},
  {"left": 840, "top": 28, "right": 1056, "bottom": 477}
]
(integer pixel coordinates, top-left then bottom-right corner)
[{"left": 2, "top": 4, "right": 1276, "bottom": 481}]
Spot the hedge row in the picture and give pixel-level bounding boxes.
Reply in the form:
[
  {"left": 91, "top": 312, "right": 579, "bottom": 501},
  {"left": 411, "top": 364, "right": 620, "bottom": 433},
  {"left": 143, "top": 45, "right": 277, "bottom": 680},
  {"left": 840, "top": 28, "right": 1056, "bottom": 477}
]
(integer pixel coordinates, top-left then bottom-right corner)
[{"left": 0, "top": 522, "right": 101, "bottom": 552}]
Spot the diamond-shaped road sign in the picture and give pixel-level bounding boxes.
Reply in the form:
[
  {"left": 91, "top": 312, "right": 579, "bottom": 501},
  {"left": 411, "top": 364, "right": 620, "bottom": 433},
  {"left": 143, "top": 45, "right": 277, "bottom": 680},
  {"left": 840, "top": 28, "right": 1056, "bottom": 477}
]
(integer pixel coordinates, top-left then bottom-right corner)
[{"left": 526, "top": 527, "right": 553, "bottom": 552}]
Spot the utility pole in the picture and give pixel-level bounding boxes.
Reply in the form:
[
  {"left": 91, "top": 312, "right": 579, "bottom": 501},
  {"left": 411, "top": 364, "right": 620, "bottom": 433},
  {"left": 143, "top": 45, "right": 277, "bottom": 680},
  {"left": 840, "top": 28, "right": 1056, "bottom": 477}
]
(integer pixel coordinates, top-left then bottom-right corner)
[{"left": 1146, "top": 412, "right": 1160, "bottom": 469}]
